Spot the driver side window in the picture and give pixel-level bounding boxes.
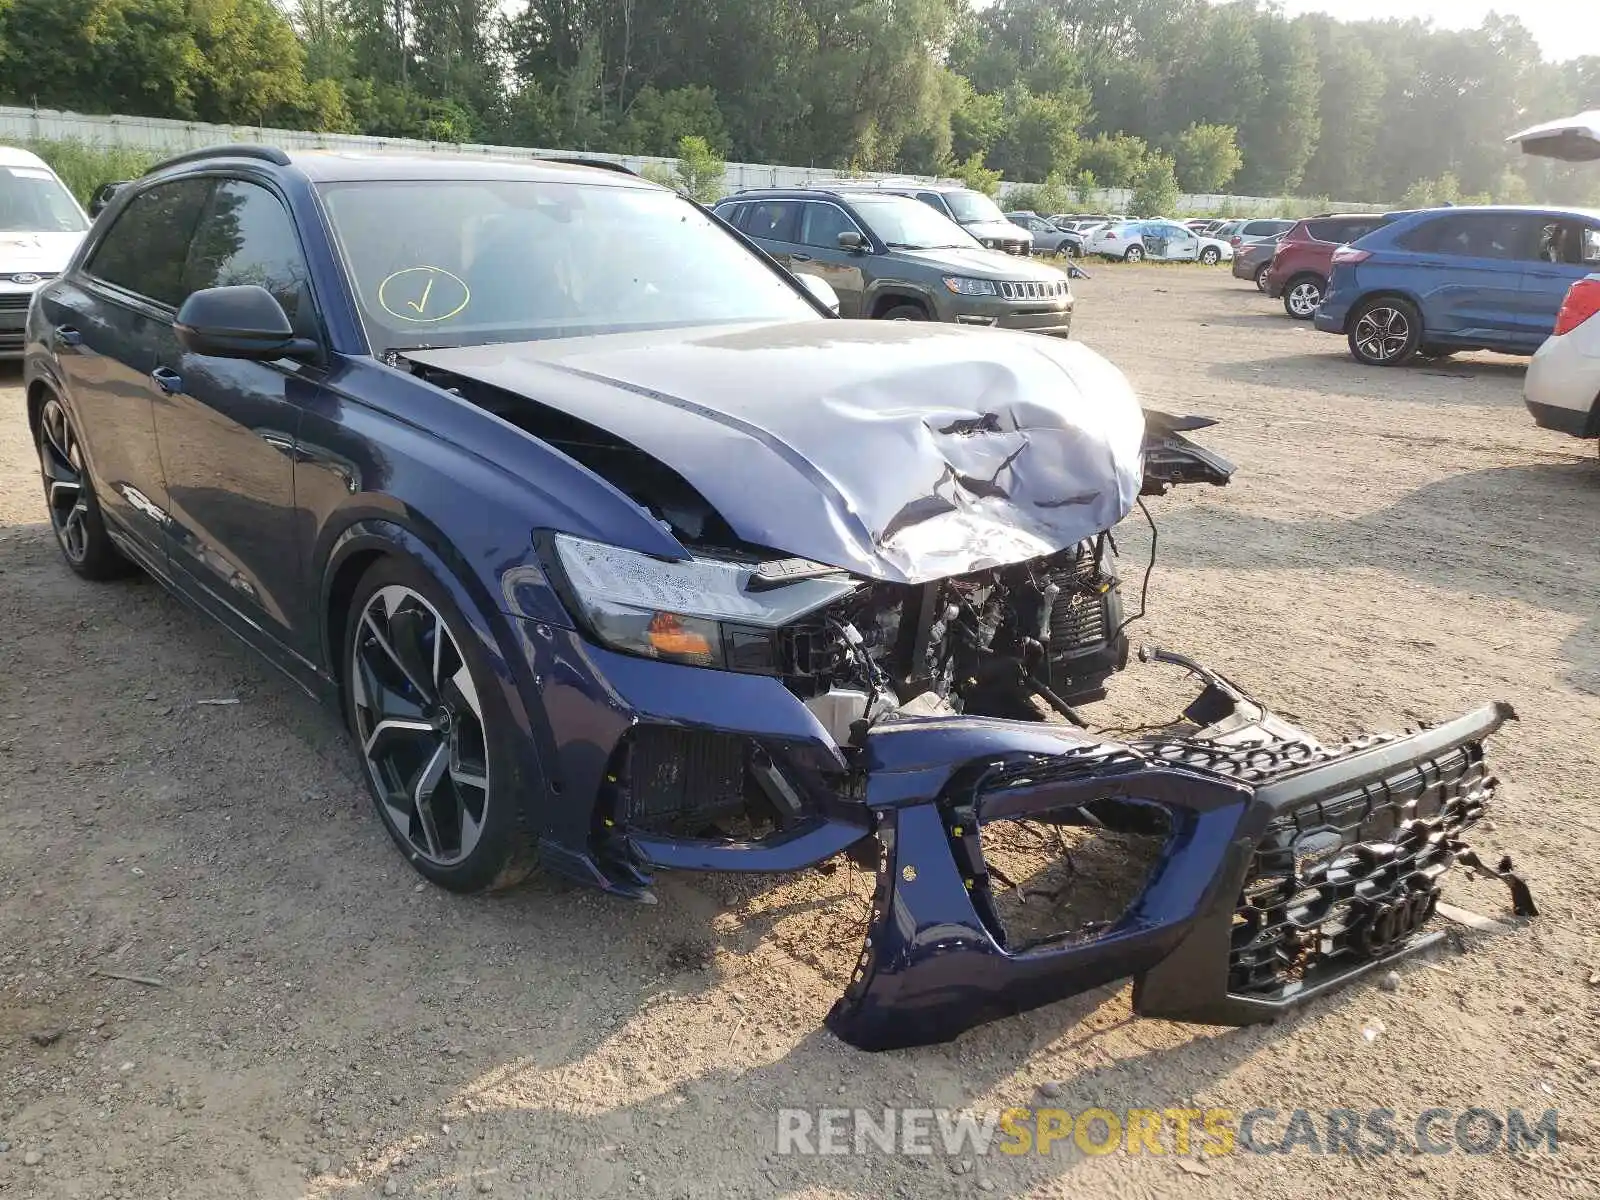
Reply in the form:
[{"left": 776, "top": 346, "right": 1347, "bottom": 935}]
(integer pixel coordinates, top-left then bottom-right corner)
[
  {"left": 183, "top": 180, "right": 311, "bottom": 324},
  {"left": 799, "top": 202, "right": 861, "bottom": 249}
]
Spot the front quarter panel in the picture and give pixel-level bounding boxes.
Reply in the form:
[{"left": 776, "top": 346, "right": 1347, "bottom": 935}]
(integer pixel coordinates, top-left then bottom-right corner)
[{"left": 295, "top": 357, "right": 690, "bottom": 672}]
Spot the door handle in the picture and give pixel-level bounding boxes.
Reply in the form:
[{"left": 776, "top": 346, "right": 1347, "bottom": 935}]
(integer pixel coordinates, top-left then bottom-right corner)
[
  {"left": 150, "top": 366, "right": 183, "bottom": 394},
  {"left": 790, "top": 252, "right": 812, "bottom": 262},
  {"left": 54, "top": 326, "right": 82, "bottom": 347}
]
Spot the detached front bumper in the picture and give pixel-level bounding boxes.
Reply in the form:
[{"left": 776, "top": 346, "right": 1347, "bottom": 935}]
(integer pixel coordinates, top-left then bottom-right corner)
[{"left": 823, "top": 668, "right": 1527, "bottom": 1050}]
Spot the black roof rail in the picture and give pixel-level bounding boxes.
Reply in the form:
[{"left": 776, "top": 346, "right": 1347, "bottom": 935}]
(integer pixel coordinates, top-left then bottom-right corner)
[
  {"left": 539, "top": 155, "right": 638, "bottom": 177},
  {"left": 144, "top": 144, "right": 292, "bottom": 175}
]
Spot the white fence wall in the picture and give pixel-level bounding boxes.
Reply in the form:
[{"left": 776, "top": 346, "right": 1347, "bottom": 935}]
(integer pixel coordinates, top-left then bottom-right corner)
[
  {"left": 0, "top": 104, "right": 937, "bottom": 194},
  {"left": 0, "top": 105, "right": 1372, "bottom": 214}
]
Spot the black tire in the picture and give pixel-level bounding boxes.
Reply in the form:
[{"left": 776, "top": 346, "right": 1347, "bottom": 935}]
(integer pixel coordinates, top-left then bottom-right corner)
[
  {"left": 1347, "top": 296, "right": 1423, "bottom": 367},
  {"left": 36, "top": 394, "right": 130, "bottom": 581},
  {"left": 879, "top": 303, "right": 928, "bottom": 321},
  {"left": 1255, "top": 264, "right": 1271, "bottom": 292},
  {"left": 343, "top": 555, "right": 539, "bottom": 893},
  {"left": 1124, "top": 245, "right": 1145, "bottom": 263},
  {"left": 1200, "top": 247, "right": 1220, "bottom": 265},
  {"left": 1282, "top": 274, "right": 1324, "bottom": 320}
]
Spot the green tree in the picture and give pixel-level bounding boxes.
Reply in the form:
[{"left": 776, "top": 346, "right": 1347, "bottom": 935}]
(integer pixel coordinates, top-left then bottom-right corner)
[
  {"left": 987, "top": 85, "right": 1085, "bottom": 182},
  {"left": 1079, "top": 134, "right": 1148, "bottom": 189},
  {"left": 1237, "top": 14, "right": 1320, "bottom": 193},
  {"left": 1128, "top": 153, "right": 1179, "bottom": 217},
  {"left": 1073, "top": 169, "right": 1097, "bottom": 206},
  {"left": 952, "top": 151, "right": 1002, "bottom": 196},
  {"left": 1173, "top": 123, "right": 1242, "bottom": 192},
  {"left": 667, "top": 134, "right": 725, "bottom": 204},
  {"left": 617, "top": 86, "right": 729, "bottom": 157}
]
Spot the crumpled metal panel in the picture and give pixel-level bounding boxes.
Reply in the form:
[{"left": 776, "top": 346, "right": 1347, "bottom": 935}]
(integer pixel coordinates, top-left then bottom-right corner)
[{"left": 408, "top": 320, "right": 1146, "bottom": 583}]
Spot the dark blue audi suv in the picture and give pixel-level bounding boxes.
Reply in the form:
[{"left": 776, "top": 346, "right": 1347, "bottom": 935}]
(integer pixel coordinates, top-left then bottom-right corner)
[{"left": 22, "top": 146, "right": 1529, "bottom": 1049}]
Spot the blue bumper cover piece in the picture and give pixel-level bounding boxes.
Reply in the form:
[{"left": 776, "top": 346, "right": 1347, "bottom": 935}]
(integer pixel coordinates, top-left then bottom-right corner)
[{"left": 822, "top": 701, "right": 1521, "bottom": 1051}]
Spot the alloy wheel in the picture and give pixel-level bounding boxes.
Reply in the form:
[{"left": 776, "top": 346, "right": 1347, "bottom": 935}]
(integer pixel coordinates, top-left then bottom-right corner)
[
  {"left": 1353, "top": 306, "right": 1410, "bottom": 362},
  {"left": 1287, "top": 280, "right": 1322, "bottom": 317},
  {"left": 38, "top": 399, "right": 89, "bottom": 564},
  {"left": 351, "top": 584, "right": 490, "bottom": 866}
]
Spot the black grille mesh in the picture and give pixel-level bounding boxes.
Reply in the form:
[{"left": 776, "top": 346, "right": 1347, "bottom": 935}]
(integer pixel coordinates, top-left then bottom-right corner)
[{"left": 624, "top": 726, "right": 748, "bottom": 828}]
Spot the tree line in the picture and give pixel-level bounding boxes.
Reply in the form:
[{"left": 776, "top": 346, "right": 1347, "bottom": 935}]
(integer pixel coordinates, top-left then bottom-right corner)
[{"left": 1, "top": 0, "right": 1596, "bottom": 206}]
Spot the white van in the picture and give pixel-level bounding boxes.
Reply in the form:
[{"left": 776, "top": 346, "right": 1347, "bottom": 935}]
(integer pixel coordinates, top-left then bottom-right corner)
[{"left": 1, "top": 145, "right": 90, "bottom": 358}]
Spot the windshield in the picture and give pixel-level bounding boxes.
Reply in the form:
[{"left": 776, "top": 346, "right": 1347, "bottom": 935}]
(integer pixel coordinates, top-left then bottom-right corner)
[
  {"left": 0, "top": 166, "right": 87, "bottom": 233},
  {"left": 318, "top": 180, "right": 817, "bottom": 354},
  {"left": 943, "top": 190, "right": 1007, "bottom": 224},
  {"left": 846, "top": 195, "right": 979, "bottom": 250}
]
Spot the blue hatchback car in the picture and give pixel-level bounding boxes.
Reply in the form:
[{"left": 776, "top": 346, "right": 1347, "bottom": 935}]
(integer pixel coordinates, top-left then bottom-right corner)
[{"left": 1315, "top": 205, "right": 1600, "bottom": 365}]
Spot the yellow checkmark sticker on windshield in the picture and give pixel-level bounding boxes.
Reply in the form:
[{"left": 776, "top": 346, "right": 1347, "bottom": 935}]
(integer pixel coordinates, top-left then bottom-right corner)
[{"left": 377, "top": 266, "right": 469, "bottom": 324}]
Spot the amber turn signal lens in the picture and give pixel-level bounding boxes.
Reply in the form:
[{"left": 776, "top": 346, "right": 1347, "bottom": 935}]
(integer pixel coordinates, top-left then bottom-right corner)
[{"left": 646, "top": 612, "right": 716, "bottom": 661}]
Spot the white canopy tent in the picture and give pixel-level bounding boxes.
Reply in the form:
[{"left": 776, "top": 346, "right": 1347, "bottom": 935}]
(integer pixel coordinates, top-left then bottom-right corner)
[{"left": 1507, "top": 110, "right": 1600, "bottom": 162}]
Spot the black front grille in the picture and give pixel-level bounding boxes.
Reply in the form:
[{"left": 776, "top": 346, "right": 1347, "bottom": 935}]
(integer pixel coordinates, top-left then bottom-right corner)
[
  {"left": 1228, "top": 741, "right": 1491, "bottom": 998},
  {"left": 0, "top": 294, "right": 31, "bottom": 310},
  {"left": 623, "top": 726, "right": 748, "bottom": 828},
  {"left": 0, "top": 331, "right": 23, "bottom": 349}
]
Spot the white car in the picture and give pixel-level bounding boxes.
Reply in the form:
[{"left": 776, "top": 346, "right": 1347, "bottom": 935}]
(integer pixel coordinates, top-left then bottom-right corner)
[
  {"left": 1, "top": 145, "right": 90, "bottom": 359},
  {"left": 1084, "top": 220, "right": 1234, "bottom": 264},
  {"left": 1524, "top": 274, "right": 1600, "bottom": 441}
]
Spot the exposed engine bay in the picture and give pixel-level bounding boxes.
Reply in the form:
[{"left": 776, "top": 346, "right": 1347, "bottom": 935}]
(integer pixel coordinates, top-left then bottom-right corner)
[{"left": 400, "top": 338, "right": 1536, "bottom": 1052}]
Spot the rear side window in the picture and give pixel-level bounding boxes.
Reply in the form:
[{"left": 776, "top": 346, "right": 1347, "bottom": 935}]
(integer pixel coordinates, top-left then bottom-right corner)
[
  {"left": 183, "top": 180, "right": 310, "bottom": 323},
  {"left": 87, "top": 178, "right": 213, "bottom": 307},
  {"left": 1532, "top": 219, "right": 1600, "bottom": 265},
  {"left": 1307, "top": 217, "right": 1382, "bottom": 244},
  {"left": 741, "top": 201, "right": 800, "bottom": 243},
  {"left": 915, "top": 191, "right": 949, "bottom": 216},
  {"left": 1398, "top": 212, "right": 1549, "bottom": 260},
  {"left": 713, "top": 202, "right": 745, "bottom": 229}
]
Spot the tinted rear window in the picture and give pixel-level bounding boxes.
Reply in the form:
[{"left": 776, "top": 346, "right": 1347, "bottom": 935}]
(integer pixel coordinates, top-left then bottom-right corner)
[
  {"left": 1396, "top": 212, "right": 1550, "bottom": 260},
  {"left": 1306, "top": 217, "right": 1385, "bottom": 244}
]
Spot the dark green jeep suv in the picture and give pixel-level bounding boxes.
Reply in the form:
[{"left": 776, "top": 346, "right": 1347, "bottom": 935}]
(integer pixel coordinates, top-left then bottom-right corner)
[{"left": 715, "top": 187, "right": 1074, "bottom": 337}]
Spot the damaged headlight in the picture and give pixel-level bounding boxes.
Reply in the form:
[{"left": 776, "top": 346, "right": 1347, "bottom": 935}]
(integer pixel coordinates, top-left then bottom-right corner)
[
  {"left": 943, "top": 275, "right": 999, "bottom": 296},
  {"left": 549, "top": 534, "right": 857, "bottom": 670}
]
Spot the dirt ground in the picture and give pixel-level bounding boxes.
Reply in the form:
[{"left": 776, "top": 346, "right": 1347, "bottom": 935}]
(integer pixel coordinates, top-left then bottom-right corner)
[{"left": 2, "top": 264, "right": 1597, "bottom": 1199}]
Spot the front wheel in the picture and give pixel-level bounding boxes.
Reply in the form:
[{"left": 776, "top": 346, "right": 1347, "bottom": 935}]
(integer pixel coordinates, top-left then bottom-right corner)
[
  {"left": 1283, "top": 275, "right": 1324, "bottom": 320},
  {"left": 36, "top": 396, "right": 129, "bottom": 580},
  {"left": 1347, "top": 297, "right": 1422, "bottom": 367},
  {"left": 1124, "top": 245, "right": 1145, "bottom": 263},
  {"left": 879, "top": 303, "right": 928, "bottom": 321},
  {"left": 345, "top": 556, "right": 539, "bottom": 892},
  {"left": 1200, "top": 247, "right": 1220, "bottom": 265}
]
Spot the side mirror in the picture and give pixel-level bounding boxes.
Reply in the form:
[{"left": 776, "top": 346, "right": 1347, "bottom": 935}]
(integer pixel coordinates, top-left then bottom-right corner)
[
  {"left": 89, "top": 181, "right": 129, "bottom": 218},
  {"left": 174, "top": 285, "right": 317, "bottom": 361},
  {"left": 837, "top": 230, "right": 866, "bottom": 253},
  {"left": 794, "top": 272, "right": 841, "bottom": 315}
]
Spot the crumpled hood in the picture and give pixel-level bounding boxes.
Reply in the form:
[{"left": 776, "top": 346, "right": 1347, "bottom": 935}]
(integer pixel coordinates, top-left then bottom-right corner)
[
  {"left": 410, "top": 320, "right": 1145, "bottom": 583},
  {"left": 0, "top": 232, "right": 83, "bottom": 275}
]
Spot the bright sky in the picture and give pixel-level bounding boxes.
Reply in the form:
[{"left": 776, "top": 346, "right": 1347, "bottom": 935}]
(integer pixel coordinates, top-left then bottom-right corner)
[{"left": 1279, "top": 1, "right": 1600, "bottom": 61}]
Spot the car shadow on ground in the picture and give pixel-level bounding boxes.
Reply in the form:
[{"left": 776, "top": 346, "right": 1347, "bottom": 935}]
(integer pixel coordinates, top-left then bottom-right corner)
[
  {"left": 1206, "top": 351, "right": 1530, "bottom": 404},
  {"left": 1159, "top": 460, "right": 1600, "bottom": 696}
]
